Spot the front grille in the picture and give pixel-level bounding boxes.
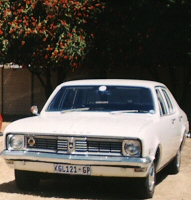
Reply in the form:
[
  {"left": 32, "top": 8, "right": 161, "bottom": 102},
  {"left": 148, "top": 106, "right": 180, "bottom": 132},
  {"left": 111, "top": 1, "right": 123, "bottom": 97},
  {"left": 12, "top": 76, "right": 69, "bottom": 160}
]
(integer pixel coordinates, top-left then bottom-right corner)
[
  {"left": 57, "top": 140, "right": 68, "bottom": 151},
  {"left": 75, "top": 140, "right": 121, "bottom": 153},
  {"left": 27, "top": 137, "right": 57, "bottom": 150},
  {"left": 26, "top": 136, "right": 122, "bottom": 155}
]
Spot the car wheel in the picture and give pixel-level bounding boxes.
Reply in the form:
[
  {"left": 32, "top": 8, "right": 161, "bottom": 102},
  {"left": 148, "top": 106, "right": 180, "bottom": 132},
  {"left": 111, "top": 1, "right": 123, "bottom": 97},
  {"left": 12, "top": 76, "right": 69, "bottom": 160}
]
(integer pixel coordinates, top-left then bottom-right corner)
[
  {"left": 166, "top": 148, "right": 181, "bottom": 174},
  {"left": 15, "top": 170, "right": 40, "bottom": 190},
  {"left": 137, "top": 162, "right": 156, "bottom": 199}
]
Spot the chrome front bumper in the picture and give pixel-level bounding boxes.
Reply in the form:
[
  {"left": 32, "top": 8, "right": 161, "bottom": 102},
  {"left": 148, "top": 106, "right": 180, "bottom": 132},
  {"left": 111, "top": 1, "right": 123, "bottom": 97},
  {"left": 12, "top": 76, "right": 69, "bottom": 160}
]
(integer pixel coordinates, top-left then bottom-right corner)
[{"left": 1, "top": 150, "right": 152, "bottom": 178}]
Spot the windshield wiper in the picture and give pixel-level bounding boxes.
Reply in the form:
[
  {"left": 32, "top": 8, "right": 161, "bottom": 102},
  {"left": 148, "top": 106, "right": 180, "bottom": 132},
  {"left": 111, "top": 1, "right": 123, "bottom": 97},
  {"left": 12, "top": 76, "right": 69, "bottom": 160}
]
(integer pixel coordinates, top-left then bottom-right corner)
[
  {"left": 61, "top": 107, "right": 90, "bottom": 113},
  {"left": 110, "top": 110, "right": 139, "bottom": 114},
  {"left": 110, "top": 109, "right": 155, "bottom": 114}
]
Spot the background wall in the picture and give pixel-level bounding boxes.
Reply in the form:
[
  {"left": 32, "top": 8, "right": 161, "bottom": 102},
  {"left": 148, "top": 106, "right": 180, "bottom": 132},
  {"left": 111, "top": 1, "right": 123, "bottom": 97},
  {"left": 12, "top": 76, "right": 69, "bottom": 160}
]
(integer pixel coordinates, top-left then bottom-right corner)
[
  {"left": 0, "top": 68, "right": 47, "bottom": 121},
  {"left": 0, "top": 67, "right": 190, "bottom": 122}
]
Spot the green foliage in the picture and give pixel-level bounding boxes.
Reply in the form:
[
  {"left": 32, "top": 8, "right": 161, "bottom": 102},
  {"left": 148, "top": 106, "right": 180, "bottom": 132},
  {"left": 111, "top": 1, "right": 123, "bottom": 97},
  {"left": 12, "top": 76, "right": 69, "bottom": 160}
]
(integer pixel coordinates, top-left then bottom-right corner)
[
  {"left": 1, "top": 0, "right": 191, "bottom": 101},
  {"left": 0, "top": 0, "right": 105, "bottom": 70}
]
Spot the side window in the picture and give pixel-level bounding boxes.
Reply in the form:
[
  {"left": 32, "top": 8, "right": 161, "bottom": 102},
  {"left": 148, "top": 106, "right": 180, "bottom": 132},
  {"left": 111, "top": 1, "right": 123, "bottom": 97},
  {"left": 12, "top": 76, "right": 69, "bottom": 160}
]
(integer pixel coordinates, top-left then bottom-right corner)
[
  {"left": 156, "top": 89, "right": 168, "bottom": 116},
  {"left": 162, "top": 89, "right": 174, "bottom": 114}
]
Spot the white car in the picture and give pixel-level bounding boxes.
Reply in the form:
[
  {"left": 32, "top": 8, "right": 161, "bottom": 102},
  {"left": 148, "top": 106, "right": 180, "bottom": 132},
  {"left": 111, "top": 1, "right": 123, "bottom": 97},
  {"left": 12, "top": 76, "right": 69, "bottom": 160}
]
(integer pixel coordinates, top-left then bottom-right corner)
[{"left": 1, "top": 79, "right": 189, "bottom": 199}]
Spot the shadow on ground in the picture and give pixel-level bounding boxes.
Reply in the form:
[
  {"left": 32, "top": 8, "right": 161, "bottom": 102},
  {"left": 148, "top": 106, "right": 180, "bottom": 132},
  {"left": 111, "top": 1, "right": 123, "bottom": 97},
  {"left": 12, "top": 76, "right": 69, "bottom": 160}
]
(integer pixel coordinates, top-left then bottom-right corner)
[{"left": 0, "top": 169, "right": 168, "bottom": 200}]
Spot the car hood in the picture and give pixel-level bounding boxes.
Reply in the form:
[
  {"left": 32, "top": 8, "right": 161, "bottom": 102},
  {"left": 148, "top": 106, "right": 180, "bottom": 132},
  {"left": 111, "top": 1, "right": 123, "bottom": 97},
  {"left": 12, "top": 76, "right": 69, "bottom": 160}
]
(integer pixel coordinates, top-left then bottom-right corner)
[{"left": 5, "top": 112, "right": 154, "bottom": 138}]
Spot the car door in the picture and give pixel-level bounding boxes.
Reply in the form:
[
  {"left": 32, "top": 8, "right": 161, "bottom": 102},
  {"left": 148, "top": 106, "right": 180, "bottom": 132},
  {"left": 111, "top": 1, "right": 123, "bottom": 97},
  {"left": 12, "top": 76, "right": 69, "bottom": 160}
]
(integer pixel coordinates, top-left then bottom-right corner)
[
  {"left": 155, "top": 87, "right": 179, "bottom": 166},
  {"left": 161, "top": 88, "right": 181, "bottom": 149}
]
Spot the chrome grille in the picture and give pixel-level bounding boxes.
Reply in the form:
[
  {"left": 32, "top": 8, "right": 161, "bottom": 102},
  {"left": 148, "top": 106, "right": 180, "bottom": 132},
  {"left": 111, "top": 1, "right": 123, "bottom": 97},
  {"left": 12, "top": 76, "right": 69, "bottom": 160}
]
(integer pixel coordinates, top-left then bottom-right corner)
[
  {"left": 75, "top": 140, "right": 87, "bottom": 152},
  {"left": 27, "top": 137, "right": 57, "bottom": 150},
  {"left": 26, "top": 136, "right": 122, "bottom": 155},
  {"left": 57, "top": 140, "right": 68, "bottom": 151},
  {"left": 75, "top": 140, "right": 122, "bottom": 153}
]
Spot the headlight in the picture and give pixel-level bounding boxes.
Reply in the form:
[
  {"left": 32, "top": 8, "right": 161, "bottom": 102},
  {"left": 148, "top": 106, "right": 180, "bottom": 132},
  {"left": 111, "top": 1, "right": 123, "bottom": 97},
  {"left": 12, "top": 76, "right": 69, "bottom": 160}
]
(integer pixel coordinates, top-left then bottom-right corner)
[
  {"left": 7, "top": 135, "right": 24, "bottom": 150},
  {"left": 122, "top": 140, "right": 141, "bottom": 157}
]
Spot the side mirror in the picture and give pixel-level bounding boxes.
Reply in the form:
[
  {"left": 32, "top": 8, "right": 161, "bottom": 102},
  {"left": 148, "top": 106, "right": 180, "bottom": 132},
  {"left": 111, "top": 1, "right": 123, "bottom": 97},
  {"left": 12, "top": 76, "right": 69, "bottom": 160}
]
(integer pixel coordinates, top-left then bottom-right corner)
[{"left": 30, "top": 106, "right": 39, "bottom": 115}]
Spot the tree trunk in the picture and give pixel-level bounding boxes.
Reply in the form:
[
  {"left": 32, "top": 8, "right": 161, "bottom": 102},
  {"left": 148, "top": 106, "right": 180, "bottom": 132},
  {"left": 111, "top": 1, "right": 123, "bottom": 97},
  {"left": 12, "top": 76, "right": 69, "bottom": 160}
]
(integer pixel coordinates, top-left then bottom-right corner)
[
  {"left": 57, "top": 65, "right": 70, "bottom": 85},
  {"left": 45, "top": 68, "right": 53, "bottom": 99}
]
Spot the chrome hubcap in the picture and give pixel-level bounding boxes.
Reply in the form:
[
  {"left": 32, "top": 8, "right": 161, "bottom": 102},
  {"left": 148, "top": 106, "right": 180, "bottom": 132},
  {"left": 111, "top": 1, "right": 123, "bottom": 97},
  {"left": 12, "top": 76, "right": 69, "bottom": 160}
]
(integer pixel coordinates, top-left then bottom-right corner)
[
  {"left": 176, "top": 150, "right": 181, "bottom": 168},
  {"left": 148, "top": 163, "right": 155, "bottom": 192}
]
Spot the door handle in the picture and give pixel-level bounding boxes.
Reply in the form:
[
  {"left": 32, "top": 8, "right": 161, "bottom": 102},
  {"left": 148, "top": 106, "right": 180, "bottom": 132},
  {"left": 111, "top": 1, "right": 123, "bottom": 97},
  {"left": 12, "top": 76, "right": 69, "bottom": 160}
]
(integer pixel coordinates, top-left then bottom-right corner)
[{"left": 179, "top": 116, "right": 183, "bottom": 121}]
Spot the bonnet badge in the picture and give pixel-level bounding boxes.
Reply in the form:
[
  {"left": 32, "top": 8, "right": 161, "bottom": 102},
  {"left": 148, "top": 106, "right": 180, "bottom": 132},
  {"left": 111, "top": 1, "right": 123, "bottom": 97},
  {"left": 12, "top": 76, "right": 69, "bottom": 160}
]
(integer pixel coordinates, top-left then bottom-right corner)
[{"left": 28, "top": 136, "right": 36, "bottom": 147}]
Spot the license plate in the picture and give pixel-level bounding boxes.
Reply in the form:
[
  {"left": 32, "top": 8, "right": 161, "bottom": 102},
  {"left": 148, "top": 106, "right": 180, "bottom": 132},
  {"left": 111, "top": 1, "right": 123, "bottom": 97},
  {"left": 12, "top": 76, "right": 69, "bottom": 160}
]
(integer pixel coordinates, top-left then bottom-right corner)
[{"left": 54, "top": 164, "right": 91, "bottom": 175}]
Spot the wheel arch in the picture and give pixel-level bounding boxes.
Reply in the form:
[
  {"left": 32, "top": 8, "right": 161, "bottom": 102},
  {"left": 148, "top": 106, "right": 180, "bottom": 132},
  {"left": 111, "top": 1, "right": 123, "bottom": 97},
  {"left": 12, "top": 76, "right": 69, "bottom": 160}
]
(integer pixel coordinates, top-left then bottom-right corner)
[
  {"left": 154, "top": 145, "right": 162, "bottom": 172},
  {"left": 180, "top": 128, "right": 188, "bottom": 150}
]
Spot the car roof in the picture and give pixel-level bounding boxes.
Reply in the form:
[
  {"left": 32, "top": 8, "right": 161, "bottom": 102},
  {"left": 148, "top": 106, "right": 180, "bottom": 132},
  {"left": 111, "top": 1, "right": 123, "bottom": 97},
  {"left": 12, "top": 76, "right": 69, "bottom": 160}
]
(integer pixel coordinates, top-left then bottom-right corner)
[{"left": 59, "top": 79, "right": 166, "bottom": 88}]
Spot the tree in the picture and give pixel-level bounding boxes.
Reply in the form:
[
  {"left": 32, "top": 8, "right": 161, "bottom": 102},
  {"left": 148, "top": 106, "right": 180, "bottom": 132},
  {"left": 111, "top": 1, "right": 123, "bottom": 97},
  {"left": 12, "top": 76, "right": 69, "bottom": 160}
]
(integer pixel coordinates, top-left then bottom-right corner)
[
  {"left": 0, "top": 0, "right": 105, "bottom": 98},
  {"left": 85, "top": 0, "right": 191, "bottom": 108},
  {"left": 1, "top": 0, "right": 191, "bottom": 112}
]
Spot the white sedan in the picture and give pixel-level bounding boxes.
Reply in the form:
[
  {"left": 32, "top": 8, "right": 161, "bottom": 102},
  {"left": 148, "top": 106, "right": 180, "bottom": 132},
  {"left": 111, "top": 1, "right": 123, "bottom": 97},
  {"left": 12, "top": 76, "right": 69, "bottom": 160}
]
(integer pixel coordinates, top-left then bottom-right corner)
[{"left": 1, "top": 79, "right": 189, "bottom": 199}]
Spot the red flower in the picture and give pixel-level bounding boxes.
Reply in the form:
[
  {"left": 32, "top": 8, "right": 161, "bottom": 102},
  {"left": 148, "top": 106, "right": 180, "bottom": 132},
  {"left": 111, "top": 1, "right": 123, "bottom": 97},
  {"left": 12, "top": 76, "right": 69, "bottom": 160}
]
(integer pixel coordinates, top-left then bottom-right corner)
[
  {"left": 62, "top": 21, "right": 66, "bottom": 26},
  {"left": 60, "top": 50, "right": 64, "bottom": 54},
  {"left": 80, "top": 35, "right": 84, "bottom": 40},
  {"left": 73, "top": 62, "right": 78, "bottom": 67},
  {"left": 54, "top": 50, "right": 58, "bottom": 55},
  {"left": 9, "top": 29, "right": 14, "bottom": 34},
  {"left": 47, "top": 46, "right": 52, "bottom": 51},
  {"left": 68, "top": 33, "right": 72, "bottom": 38},
  {"left": 59, "top": 42, "right": 63, "bottom": 47},
  {"left": 89, "top": 6, "right": 94, "bottom": 10},
  {"left": 20, "top": 29, "right": 23, "bottom": 34}
]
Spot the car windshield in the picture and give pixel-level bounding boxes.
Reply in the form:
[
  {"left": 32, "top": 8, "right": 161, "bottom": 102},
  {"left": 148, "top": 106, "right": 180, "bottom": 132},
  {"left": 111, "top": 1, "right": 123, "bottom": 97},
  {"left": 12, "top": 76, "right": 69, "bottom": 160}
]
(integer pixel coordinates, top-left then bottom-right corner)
[{"left": 46, "top": 85, "right": 154, "bottom": 113}]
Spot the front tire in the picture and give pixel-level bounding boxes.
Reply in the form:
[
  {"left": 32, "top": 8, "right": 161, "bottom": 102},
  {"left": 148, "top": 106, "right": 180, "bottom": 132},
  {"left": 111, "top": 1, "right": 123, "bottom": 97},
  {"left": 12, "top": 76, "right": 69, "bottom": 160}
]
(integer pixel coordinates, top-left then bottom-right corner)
[
  {"left": 166, "top": 148, "right": 181, "bottom": 174},
  {"left": 138, "top": 162, "right": 156, "bottom": 199},
  {"left": 15, "top": 170, "right": 40, "bottom": 190}
]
